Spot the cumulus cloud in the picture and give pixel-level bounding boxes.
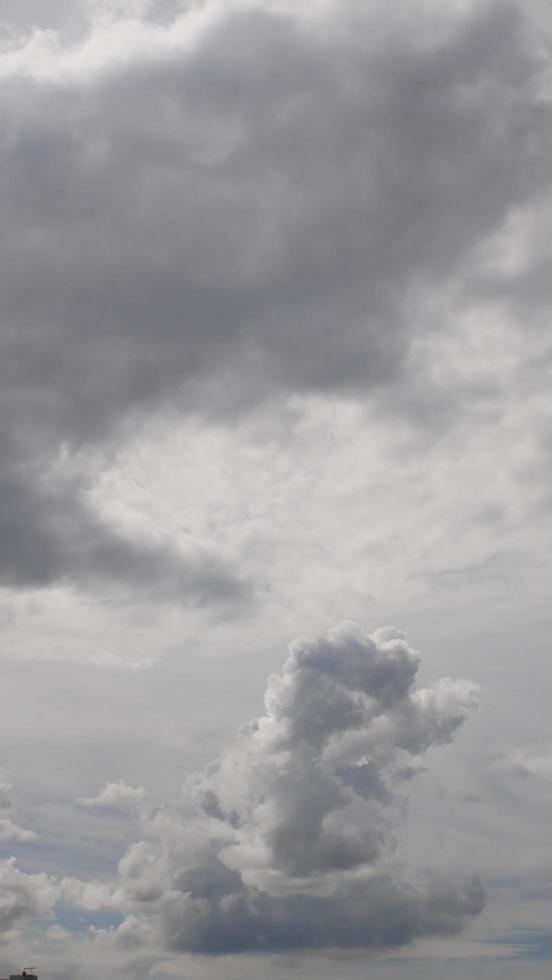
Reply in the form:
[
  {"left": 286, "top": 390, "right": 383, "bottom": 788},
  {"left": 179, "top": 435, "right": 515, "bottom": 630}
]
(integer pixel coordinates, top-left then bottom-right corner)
[
  {"left": 0, "top": 0, "right": 549, "bottom": 596},
  {"left": 77, "top": 780, "right": 150, "bottom": 815},
  {"left": 78, "top": 622, "right": 482, "bottom": 955},
  {"left": 0, "top": 858, "right": 56, "bottom": 940}
]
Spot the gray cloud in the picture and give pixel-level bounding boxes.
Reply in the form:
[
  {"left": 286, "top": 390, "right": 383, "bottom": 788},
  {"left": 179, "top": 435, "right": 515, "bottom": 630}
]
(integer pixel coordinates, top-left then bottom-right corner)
[
  {"left": 0, "top": 859, "right": 55, "bottom": 937},
  {"left": 0, "top": 0, "right": 84, "bottom": 37},
  {"left": 160, "top": 872, "right": 484, "bottom": 955},
  {"left": 83, "top": 622, "right": 482, "bottom": 955},
  {"left": 494, "top": 747, "right": 552, "bottom": 780},
  {"left": 0, "top": 769, "right": 36, "bottom": 843},
  {"left": 2, "top": 0, "right": 547, "bottom": 420},
  {"left": 77, "top": 780, "right": 149, "bottom": 815},
  {"left": 0, "top": 0, "right": 549, "bottom": 595},
  {"left": 0, "top": 427, "right": 250, "bottom": 604}
]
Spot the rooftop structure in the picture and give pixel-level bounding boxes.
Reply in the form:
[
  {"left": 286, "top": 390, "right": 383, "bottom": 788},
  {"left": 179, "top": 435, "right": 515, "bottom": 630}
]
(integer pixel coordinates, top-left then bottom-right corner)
[{"left": 1, "top": 970, "right": 38, "bottom": 980}]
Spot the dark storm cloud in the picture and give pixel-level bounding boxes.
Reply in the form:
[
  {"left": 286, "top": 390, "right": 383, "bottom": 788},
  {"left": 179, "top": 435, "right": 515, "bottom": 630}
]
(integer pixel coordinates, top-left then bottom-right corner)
[
  {"left": 85, "top": 623, "right": 482, "bottom": 954},
  {"left": 0, "top": 0, "right": 549, "bottom": 594}
]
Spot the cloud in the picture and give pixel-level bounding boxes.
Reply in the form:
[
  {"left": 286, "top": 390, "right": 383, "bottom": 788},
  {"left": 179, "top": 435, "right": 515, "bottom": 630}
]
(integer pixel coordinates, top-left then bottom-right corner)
[
  {"left": 0, "top": 858, "right": 56, "bottom": 939},
  {"left": 0, "top": 427, "right": 251, "bottom": 604},
  {"left": 77, "top": 780, "right": 150, "bottom": 815},
  {"left": 494, "top": 747, "right": 552, "bottom": 780},
  {"left": 0, "top": 0, "right": 549, "bottom": 595},
  {"left": 91, "top": 910, "right": 156, "bottom": 950},
  {"left": 0, "top": 818, "right": 37, "bottom": 844},
  {"left": 77, "top": 622, "right": 482, "bottom": 955},
  {"left": 0, "top": 769, "right": 37, "bottom": 843}
]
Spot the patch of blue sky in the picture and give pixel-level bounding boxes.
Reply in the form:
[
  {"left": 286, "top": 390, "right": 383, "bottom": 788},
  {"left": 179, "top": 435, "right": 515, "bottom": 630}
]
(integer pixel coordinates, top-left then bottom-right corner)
[
  {"left": 3, "top": 838, "right": 124, "bottom": 878},
  {"left": 496, "top": 933, "right": 552, "bottom": 961},
  {"left": 54, "top": 904, "right": 123, "bottom": 933}
]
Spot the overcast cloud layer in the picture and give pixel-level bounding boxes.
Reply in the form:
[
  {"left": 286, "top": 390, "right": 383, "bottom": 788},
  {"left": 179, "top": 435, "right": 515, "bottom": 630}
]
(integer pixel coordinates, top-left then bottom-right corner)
[
  {"left": 0, "top": 0, "right": 551, "bottom": 598},
  {"left": 1, "top": 0, "right": 552, "bottom": 978}
]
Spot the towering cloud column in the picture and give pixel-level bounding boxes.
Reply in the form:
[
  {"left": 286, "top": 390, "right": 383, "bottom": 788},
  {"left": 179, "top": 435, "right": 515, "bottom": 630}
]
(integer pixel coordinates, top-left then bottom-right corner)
[{"left": 109, "top": 622, "right": 482, "bottom": 954}]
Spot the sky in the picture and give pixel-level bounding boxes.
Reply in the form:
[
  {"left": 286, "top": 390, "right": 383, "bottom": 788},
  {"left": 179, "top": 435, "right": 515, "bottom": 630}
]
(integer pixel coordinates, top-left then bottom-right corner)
[{"left": 0, "top": 0, "right": 552, "bottom": 977}]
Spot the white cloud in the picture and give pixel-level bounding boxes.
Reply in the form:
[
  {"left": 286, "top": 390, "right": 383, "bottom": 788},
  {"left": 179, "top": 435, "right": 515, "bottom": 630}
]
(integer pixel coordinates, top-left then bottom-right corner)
[
  {"left": 72, "top": 623, "right": 482, "bottom": 955},
  {"left": 0, "top": 858, "right": 56, "bottom": 939}
]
